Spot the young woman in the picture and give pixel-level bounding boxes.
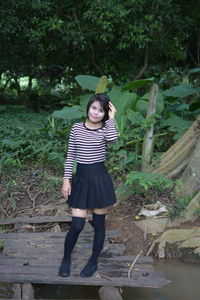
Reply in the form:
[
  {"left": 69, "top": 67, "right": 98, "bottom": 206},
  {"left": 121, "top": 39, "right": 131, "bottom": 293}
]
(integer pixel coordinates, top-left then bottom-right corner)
[{"left": 58, "top": 93, "right": 118, "bottom": 278}]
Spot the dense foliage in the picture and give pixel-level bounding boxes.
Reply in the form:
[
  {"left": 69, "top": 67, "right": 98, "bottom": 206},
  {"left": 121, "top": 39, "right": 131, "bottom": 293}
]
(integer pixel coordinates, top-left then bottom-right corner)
[
  {"left": 0, "top": 0, "right": 199, "bottom": 103},
  {"left": 0, "top": 107, "right": 68, "bottom": 172},
  {"left": 0, "top": 1, "right": 200, "bottom": 219},
  {"left": 1, "top": 71, "right": 199, "bottom": 189}
]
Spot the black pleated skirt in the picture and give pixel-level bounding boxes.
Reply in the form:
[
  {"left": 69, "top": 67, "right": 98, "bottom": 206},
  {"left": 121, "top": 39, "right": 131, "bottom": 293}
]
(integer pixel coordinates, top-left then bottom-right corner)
[{"left": 67, "top": 162, "right": 117, "bottom": 209}]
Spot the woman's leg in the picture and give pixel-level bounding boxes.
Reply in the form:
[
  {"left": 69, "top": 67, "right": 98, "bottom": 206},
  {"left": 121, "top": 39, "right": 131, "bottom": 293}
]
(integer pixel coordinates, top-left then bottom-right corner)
[
  {"left": 58, "top": 208, "right": 87, "bottom": 277},
  {"left": 80, "top": 207, "right": 107, "bottom": 277}
]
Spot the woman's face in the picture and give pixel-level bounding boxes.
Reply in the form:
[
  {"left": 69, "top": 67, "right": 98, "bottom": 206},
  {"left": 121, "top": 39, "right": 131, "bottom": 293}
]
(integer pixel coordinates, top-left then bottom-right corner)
[{"left": 88, "top": 100, "right": 105, "bottom": 123}]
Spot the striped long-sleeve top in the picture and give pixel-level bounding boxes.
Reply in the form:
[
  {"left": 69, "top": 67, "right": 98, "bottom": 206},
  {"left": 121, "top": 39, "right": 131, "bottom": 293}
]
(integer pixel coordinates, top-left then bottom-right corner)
[{"left": 64, "top": 118, "right": 118, "bottom": 179}]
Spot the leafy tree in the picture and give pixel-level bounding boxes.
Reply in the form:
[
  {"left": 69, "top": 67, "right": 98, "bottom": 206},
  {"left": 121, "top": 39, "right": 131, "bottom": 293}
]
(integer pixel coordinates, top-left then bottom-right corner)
[{"left": 0, "top": 0, "right": 199, "bottom": 99}]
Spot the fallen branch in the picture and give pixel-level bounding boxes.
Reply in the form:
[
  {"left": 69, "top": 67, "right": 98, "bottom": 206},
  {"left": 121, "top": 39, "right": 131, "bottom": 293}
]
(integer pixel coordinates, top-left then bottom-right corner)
[
  {"left": 27, "top": 183, "right": 42, "bottom": 210},
  {"left": 0, "top": 203, "right": 9, "bottom": 217},
  {"left": 128, "top": 250, "right": 143, "bottom": 278},
  {"left": 146, "top": 237, "right": 160, "bottom": 256}
]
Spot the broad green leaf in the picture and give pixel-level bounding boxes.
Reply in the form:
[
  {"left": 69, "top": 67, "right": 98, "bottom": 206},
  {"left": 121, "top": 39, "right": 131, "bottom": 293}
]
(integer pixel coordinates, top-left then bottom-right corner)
[
  {"left": 127, "top": 110, "right": 144, "bottom": 123},
  {"left": 173, "top": 103, "right": 190, "bottom": 111},
  {"left": 52, "top": 105, "right": 84, "bottom": 120},
  {"left": 108, "top": 86, "right": 137, "bottom": 131},
  {"left": 108, "top": 86, "right": 137, "bottom": 113},
  {"left": 78, "top": 93, "right": 93, "bottom": 111},
  {"left": 163, "top": 84, "right": 200, "bottom": 98},
  {"left": 122, "top": 77, "right": 154, "bottom": 90},
  {"left": 125, "top": 152, "right": 138, "bottom": 163},
  {"left": 136, "top": 100, "right": 148, "bottom": 114},
  {"left": 163, "top": 114, "right": 192, "bottom": 129},
  {"left": 136, "top": 91, "right": 164, "bottom": 114},
  {"left": 75, "top": 75, "right": 100, "bottom": 91}
]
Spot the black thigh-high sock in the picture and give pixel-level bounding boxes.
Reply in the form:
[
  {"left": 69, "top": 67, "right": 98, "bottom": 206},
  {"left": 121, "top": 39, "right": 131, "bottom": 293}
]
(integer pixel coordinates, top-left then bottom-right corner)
[
  {"left": 80, "top": 213, "right": 106, "bottom": 277},
  {"left": 58, "top": 216, "right": 85, "bottom": 277}
]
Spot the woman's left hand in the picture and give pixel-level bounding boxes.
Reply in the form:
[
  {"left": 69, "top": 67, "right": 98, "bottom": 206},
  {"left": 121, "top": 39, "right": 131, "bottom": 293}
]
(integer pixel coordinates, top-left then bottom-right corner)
[{"left": 108, "top": 102, "right": 117, "bottom": 119}]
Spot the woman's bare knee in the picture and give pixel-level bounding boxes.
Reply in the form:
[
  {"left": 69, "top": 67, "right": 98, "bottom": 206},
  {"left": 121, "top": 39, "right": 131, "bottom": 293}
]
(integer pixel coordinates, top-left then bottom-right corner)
[
  {"left": 72, "top": 208, "right": 88, "bottom": 218},
  {"left": 93, "top": 207, "right": 108, "bottom": 215}
]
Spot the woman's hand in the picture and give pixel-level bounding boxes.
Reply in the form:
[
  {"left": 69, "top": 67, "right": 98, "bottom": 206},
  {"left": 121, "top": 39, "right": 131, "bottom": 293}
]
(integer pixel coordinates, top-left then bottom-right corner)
[
  {"left": 61, "top": 178, "right": 71, "bottom": 200},
  {"left": 108, "top": 101, "right": 117, "bottom": 119}
]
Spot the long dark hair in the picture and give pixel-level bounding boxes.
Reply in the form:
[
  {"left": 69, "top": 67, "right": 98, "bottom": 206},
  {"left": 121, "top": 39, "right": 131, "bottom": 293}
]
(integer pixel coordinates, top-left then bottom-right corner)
[{"left": 86, "top": 93, "right": 110, "bottom": 123}]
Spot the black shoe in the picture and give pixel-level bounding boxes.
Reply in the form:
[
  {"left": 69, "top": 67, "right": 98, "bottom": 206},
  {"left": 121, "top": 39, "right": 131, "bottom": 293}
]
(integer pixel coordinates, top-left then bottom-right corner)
[
  {"left": 80, "top": 261, "right": 97, "bottom": 277},
  {"left": 58, "top": 260, "right": 70, "bottom": 277}
]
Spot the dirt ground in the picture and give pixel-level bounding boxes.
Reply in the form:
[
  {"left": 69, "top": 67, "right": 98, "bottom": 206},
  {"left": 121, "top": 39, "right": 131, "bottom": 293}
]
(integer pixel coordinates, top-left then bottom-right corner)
[{"left": 106, "top": 213, "right": 149, "bottom": 255}]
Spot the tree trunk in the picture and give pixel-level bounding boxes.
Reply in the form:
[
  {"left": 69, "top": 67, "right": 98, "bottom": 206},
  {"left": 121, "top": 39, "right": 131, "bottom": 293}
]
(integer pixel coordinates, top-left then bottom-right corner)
[
  {"left": 14, "top": 77, "right": 21, "bottom": 96},
  {"left": 152, "top": 115, "right": 200, "bottom": 178},
  {"left": 184, "top": 191, "right": 200, "bottom": 221},
  {"left": 134, "top": 48, "right": 148, "bottom": 80},
  {"left": 177, "top": 137, "right": 200, "bottom": 198},
  {"left": 151, "top": 115, "right": 200, "bottom": 221},
  {"left": 142, "top": 83, "right": 158, "bottom": 170},
  {"left": 26, "top": 76, "right": 33, "bottom": 92}
]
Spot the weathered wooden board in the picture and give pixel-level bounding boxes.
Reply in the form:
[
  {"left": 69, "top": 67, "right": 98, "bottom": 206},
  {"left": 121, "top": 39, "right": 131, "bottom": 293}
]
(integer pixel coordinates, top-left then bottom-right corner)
[
  {"left": 0, "top": 255, "right": 153, "bottom": 265},
  {"left": 0, "top": 298, "right": 98, "bottom": 300},
  {"left": 0, "top": 228, "right": 170, "bottom": 288},
  {"left": 0, "top": 229, "right": 121, "bottom": 239},
  {"left": 0, "top": 271, "right": 169, "bottom": 288},
  {"left": 0, "top": 299, "right": 98, "bottom": 300},
  {"left": 0, "top": 261, "right": 153, "bottom": 276},
  {"left": 0, "top": 215, "right": 92, "bottom": 225}
]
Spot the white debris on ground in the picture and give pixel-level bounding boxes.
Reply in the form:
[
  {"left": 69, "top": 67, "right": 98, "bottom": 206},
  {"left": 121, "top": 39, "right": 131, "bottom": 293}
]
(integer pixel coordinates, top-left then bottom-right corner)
[{"left": 138, "top": 201, "right": 168, "bottom": 217}]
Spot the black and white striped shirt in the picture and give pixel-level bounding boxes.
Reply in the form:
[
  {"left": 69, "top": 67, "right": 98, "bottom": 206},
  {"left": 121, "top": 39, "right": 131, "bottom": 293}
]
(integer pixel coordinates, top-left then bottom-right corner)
[{"left": 64, "top": 119, "right": 118, "bottom": 179}]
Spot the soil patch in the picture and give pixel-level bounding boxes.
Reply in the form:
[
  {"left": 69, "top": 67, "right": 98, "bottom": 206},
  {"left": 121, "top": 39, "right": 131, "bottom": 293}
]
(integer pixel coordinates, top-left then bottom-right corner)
[{"left": 106, "top": 214, "right": 149, "bottom": 255}]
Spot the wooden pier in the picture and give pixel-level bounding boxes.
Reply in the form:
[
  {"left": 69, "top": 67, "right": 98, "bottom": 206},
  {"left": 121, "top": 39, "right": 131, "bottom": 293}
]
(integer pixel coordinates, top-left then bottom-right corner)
[{"left": 0, "top": 215, "right": 170, "bottom": 299}]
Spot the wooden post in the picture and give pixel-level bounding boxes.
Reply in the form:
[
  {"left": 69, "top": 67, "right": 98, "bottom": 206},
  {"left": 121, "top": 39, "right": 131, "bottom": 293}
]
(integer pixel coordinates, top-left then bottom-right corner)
[
  {"left": 12, "top": 223, "right": 35, "bottom": 300},
  {"left": 12, "top": 283, "right": 35, "bottom": 300},
  {"left": 22, "top": 283, "right": 35, "bottom": 300},
  {"left": 142, "top": 83, "right": 158, "bottom": 170},
  {"left": 98, "top": 286, "right": 123, "bottom": 300},
  {"left": 12, "top": 283, "right": 22, "bottom": 299}
]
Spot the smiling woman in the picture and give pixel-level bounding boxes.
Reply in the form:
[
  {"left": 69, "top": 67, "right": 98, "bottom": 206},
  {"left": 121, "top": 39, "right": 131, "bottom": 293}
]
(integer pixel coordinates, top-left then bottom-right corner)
[
  {"left": 86, "top": 93, "right": 110, "bottom": 125},
  {"left": 87, "top": 101, "right": 105, "bottom": 125},
  {"left": 58, "top": 93, "right": 118, "bottom": 278}
]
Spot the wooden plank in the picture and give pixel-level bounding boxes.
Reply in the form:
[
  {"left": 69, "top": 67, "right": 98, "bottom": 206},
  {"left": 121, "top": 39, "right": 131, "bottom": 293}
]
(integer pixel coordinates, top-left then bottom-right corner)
[
  {"left": 0, "top": 214, "right": 92, "bottom": 225},
  {"left": 1, "top": 236, "right": 115, "bottom": 246},
  {"left": 0, "top": 229, "right": 122, "bottom": 239},
  {"left": 0, "top": 299, "right": 98, "bottom": 300},
  {"left": 0, "top": 271, "right": 170, "bottom": 288},
  {"left": 4, "top": 242, "right": 124, "bottom": 252},
  {"left": 0, "top": 254, "right": 153, "bottom": 266},
  {"left": 0, "top": 253, "right": 153, "bottom": 264},
  {"left": 0, "top": 258, "right": 153, "bottom": 273},
  {"left": 2, "top": 244, "right": 125, "bottom": 259},
  {"left": 0, "top": 258, "right": 154, "bottom": 275},
  {"left": 0, "top": 265, "right": 135, "bottom": 278},
  {"left": 0, "top": 257, "right": 153, "bottom": 272},
  {"left": 2, "top": 237, "right": 95, "bottom": 247}
]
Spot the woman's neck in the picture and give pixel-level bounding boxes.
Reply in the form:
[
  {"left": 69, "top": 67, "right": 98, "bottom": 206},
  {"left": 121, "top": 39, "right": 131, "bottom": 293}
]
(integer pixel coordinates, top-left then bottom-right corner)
[{"left": 85, "top": 119, "right": 102, "bottom": 129}]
